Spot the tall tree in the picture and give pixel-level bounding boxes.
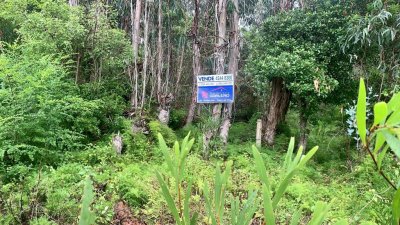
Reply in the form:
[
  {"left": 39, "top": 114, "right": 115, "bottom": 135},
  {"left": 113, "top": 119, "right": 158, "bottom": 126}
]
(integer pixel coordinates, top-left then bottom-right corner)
[
  {"left": 202, "top": 0, "right": 228, "bottom": 159},
  {"left": 247, "top": 7, "right": 353, "bottom": 150},
  {"left": 186, "top": 0, "right": 201, "bottom": 126},
  {"left": 261, "top": 1, "right": 294, "bottom": 147},
  {"left": 220, "top": 0, "right": 239, "bottom": 148},
  {"left": 130, "top": 0, "right": 142, "bottom": 110}
]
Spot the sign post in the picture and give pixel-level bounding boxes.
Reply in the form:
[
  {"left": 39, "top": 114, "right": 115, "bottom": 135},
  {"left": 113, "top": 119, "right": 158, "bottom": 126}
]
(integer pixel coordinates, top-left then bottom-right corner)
[{"left": 196, "top": 74, "right": 234, "bottom": 103}]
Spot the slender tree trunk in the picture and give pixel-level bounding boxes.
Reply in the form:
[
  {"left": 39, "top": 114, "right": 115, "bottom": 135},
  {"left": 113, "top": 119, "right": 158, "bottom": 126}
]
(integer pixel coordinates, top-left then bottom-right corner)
[
  {"left": 130, "top": 0, "right": 142, "bottom": 110},
  {"left": 140, "top": 0, "right": 150, "bottom": 112},
  {"left": 212, "top": 0, "right": 227, "bottom": 120},
  {"left": 298, "top": 99, "right": 308, "bottom": 150},
  {"left": 185, "top": 0, "right": 201, "bottom": 126},
  {"left": 156, "top": 0, "right": 172, "bottom": 124},
  {"left": 68, "top": 0, "right": 78, "bottom": 6},
  {"left": 203, "top": 0, "right": 227, "bottom": 159},
  {"left": 174, "top": 38, "right": 186, "bottom": 96},
  {"left": 220, "top": 0, "right": 239, "bottom": 149},
  {"left": 264, "top": 77, "right": 291, "bottom": 146},
  {"left": 156, "top": 0, "right": 163, "bottom": 105}
]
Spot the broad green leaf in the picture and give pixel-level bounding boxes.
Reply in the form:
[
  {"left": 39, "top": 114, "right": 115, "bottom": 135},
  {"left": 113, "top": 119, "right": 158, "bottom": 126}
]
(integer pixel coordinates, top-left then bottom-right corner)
[
  {"left": 262, "top": 184, "right": 276, "bottom": 225},
  {"left": 388, "top": 93, "right": 400, "bottom": 113},
  {"left": 78, "top": 176, "right": 96, "bottom": 225},
  {"left": 284, "top": 137, "right": 295, "bottom": 170},
  {"left": 374, "top": 132, "right": 386, "bottom": 154},
  {"left": 289, "top": 208, "right": 302, "bottom": 225},
  {"left": 373, "top": 102, "right": 388, "bottom": 125},
  {"left": 272, "top": 169, "right": 296, "bottom": 208},
  {"left": 203, "top": 182, "right": 216, "bottom": 225},
  {"left": 392, "top": 188, "right": 400, "bottom": 225},
  {"left": 252, "top": 145, "right": 271, "bottom": 188},
  {"left": 290, "top": 146, "right": 304, "bottom": 172},
  {"left": 382, "top": 130, "right": 400, "bottom": 159},
  {"left": 297, "top": 146, "right": 319, "bottom": 168},
  {"left": 377, "top": 145, "right": 389, "bottom": 171},
  {"left": 387, "top": 110, "right": 400, "bottom": 126},
  {"left": 356, "top": 78, "right": 367, "bottom": 146},
  {"left": 183, "top": 181, "right": 193, "bottom": 224},
  {"left": 240, "top": 191, "right": 258, "bottom": 225},
  {"left": 158, "top": 133, "right": 176, "bottom": 176},
  {"left": 155, "top": 172, "right": 181, "bottom": 224},
  {"left": 308, "top": 201, "right": 331, "bottom": 225}
]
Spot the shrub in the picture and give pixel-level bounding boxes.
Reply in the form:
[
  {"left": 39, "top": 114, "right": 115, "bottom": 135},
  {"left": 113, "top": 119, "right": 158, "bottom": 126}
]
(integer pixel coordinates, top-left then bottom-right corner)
[
  {"left": 169, "top": 109, "right": 187, "bottom": 130},
  {"left": 114, "top": 164, "right": 150, "bottom": 208},
  {"left": 228, "top": 122, "right": 255, "bottom": 144},
  {"left": 148, "top": 120, "right": 177, "bottom": 145}
]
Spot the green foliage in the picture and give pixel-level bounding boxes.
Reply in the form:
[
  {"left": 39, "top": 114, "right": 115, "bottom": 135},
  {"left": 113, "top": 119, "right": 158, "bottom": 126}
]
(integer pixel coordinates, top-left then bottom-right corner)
[
  {"left": 149, "top": 120, "right": 177, "bottom": 146},
  {"left": 0, "top": 52, "right": 103, "bottom": 173},
  {"left": 228, "top": 122, "right": 255, "bottom": 144},
  {"left": 246, "top": 6, "right": 355, "bottom": 112},
  {"left": 78, "top": 176, "right": 96, "bottom": 225},
  {"left": 355, "top": 78, "right": 400, "bottom": 223},
  {"left": 343, "top": 0, "right": 400, "bottom": 96},
  {"left": 156, "top": 132, "right": 198, "bottom": 225},
  {"left": 115, "top": 164, "right": 150, "bottom": 208},
  {"left": 356, "top": 78, "right": 367, "bottom": 146},
  {"left": 169, "top": 109, "right": 188, "bottom": 130},
  {"left": 252, "top": 138, "right": 341, "bottom": 224}
]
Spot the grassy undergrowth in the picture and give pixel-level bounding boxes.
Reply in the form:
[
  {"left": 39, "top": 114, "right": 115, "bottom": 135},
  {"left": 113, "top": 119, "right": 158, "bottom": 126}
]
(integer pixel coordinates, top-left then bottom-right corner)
[
  {"left": 0, "top": 110, "right": 396, "bottom": 224},
  {"left": 0, "top": 141, "right": 395, "bottom": 224}
]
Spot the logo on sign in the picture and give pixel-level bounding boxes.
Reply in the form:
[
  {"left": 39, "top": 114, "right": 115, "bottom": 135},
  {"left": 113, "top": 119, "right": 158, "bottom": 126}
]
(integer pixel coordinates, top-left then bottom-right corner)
[{"left": 197, "top": 74, "right": 234, "bottom": 103}]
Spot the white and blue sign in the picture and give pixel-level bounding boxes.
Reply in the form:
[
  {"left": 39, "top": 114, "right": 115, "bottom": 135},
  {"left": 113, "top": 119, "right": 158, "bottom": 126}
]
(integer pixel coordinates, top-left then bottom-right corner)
[{"left": 197, "top": 74, "right": 234, "bottom": 103}]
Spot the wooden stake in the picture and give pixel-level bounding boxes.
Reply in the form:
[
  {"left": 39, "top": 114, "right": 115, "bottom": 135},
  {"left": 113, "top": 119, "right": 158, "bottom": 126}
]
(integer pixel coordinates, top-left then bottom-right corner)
[{"left": 256, "top": 119, "right": 262, "bottom": 148}]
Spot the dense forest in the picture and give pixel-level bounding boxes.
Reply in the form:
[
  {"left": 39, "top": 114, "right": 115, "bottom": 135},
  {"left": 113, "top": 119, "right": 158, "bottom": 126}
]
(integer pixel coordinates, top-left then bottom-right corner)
[{"left": 0, "top": 0, "right": 400, "bottom": 224}]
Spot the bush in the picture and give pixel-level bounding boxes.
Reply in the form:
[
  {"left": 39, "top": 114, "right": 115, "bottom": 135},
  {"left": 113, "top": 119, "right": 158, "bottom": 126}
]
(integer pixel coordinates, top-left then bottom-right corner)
[
  {"left": 169, "top": 108, "right": 187, "bottom": 130},
  {"left": 114, "top": 164, "right": 150, "bottom": 208},
  {"left": 0, "top": 53, "right": 102, "bottom": 170},
  {"left": 148, "top": 120, "right": 177, "bottom": 145},
  {"left": 228, "top": 122, "right": 255, "bottom": 144}
]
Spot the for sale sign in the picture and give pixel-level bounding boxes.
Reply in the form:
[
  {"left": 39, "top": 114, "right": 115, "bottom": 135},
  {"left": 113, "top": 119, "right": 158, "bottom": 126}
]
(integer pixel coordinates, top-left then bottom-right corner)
[{"left": 197, "top": 74, "right": 234, "bottom": 103}]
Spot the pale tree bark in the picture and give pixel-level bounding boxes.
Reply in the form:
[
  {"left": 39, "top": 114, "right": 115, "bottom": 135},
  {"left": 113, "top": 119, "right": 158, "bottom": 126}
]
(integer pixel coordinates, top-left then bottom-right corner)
[
  {"left": 130, "top": 0, "right": 142, "bottom": 110},
  {"left": 140, "top": 0, "right": 150, "bottom": 112},
  {"left": 203, "top": 0, "right": 227, "bottom": 159},
  {"left": 156, "top": 0, "right": 171, "bottom": 124},
  {"left": 156, "top": 0, "right": 163, "bottom": 105},
  {"left": 70, "top": 0, "right": 79, "bottom": 83},
  {"left": 174, "top": 38, "right": 186, "bottom": 96},
  {"left": 68, "top": 0, "right": 78, "bottom": 6},
  {"left": 298, "top": 98, "right": 308, "bottom": 150},
  {"left": 212, "top": 0, "right": 227, "bottom": 120},
  {"left": 220, "top": 0, "right": 239, "bottom": 150},
  {"left": 185, "top": 0, "right": 201, "bottom": 126},
  {"left": 264, "top": 77, "right": 291, "bottom": 146}
]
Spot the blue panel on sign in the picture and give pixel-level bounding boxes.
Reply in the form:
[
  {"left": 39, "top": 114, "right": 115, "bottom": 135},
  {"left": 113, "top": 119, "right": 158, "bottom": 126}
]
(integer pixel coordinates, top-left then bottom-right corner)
[{"left": 197, "top": 85, "right": 234, "bottom": 103}]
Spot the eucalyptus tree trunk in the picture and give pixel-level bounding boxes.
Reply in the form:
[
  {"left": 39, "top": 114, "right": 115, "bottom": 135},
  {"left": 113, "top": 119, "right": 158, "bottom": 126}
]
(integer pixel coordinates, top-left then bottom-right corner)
[
  {"left": 298, "top": 98, "right": 308, "bottom": 150},
  {"left": 140, "top": 0, "right": 150, "bottom": 112},
  {"left": 264, "top": 77, "right": 291, "bottom": 146},
  {"left": 220, "top": 0, "right": 239, "bottom": 149},
  {"left": 203, "top": 0, "right": 227, "bottom": 159},
  {"left": 156, "top": 0, "right": 172, "bottom": 124},
  {"left": 68, "top": 0, "right": 78, "bottom": 6},
  {"left": 185, "top": 0, "right": 201, "bottom": 126},
  {"left": 156, "top": 0, "right": 163, "bottom": 104},
  {"left": 174, "top": 38, "right": 186, "bottom": 96},
  {"left": 130, "top": 0, "right": 142, "bottom": 110},
  {"left": 212, "top": 0, "right": 227, "bottom": 120}
]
